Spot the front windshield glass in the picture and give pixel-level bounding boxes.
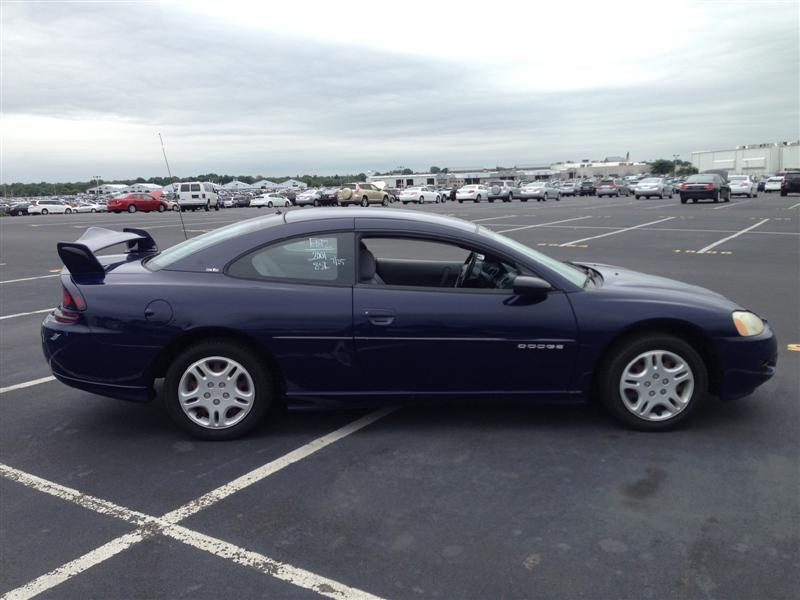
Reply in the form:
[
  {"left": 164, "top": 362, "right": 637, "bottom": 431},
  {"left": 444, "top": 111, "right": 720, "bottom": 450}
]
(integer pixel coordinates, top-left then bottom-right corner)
[
  {"left": 147, "top": 215, "right": 282, "bottom": 270},
  {"left": 478, "top": 226, "right": 587, "bottom": 287}
]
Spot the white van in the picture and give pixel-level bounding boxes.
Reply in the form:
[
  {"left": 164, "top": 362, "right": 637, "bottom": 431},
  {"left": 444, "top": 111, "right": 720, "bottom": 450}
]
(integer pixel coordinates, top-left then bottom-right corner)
[{"left": 176, "top": 182, "right": 219, "bottom": 211}]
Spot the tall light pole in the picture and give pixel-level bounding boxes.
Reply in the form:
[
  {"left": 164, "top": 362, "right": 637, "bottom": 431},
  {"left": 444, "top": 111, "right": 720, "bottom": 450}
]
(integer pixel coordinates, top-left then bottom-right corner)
[{"left": 672, "top": 154, "right": 679, "bottom": 176}]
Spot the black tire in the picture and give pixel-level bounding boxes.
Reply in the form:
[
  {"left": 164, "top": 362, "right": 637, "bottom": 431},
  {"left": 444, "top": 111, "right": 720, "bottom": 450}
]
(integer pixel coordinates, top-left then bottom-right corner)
[
  {"left": 91, "top": 208, "right": 97, "bottom": 213},
  {"left": 507, "top": 193, "right": 513, "bottom": 201},
  {"left": 597, "top": 333, "right": 707, "bottom": 431},
  {"left": 488, "top": 198, "right": 495, "bottom": 203},
  {"left": 713, "top": 191, "right": 720, "bottom": 203},
  {"left": 382, "top": 196, "right": 389, "bottom": 206},
  {"left": 41, "top": 208, "right": 48, "bottom": 215},
  {"left": 128, "top": 204, "right": 137, "bottom": 213},
  {"left": 635, "top": 195, "right": 640, "bottom": 200},
  {"left": 267, "top": 201, "right": 273, "bottom": 208},
  {"left": 204, "top": 203, "right": 210, "bottom": 212},
  {"left": 361, "top": 197, "right": 369, "bottom": 207},
  {"left": 163, "top": 340, "right": 272, "bottom": 440},
  {"left": 680, "top": 197, "right": 687, "bottom": 204},
  {"left": 419, "top": 196, "right": 424, "bottom": 204},
  {"left": 313, "top": 199, "right": 320, "bottom": 207},
  {"left": 157, "top": 204, "right": 166, "bottom": 212},
  {"left": 65, "top": 208, "right": 72, "bottom": 214},
  {"left": 475, "top": 195, "right": 481, "bottom": 202},
  {"left": 458, "top": 200, "right": 463, "bottom": 203}
]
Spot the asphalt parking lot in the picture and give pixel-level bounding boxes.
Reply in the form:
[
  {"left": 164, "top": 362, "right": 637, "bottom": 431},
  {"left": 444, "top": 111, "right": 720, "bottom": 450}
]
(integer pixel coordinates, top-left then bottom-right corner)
[{"left": 1, "top": 194, "right": 799, "bottom": 599}]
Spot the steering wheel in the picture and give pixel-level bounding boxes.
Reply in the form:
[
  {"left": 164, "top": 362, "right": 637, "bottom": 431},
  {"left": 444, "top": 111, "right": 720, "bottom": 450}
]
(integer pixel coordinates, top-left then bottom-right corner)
[{"left": 455, "top": 252, "right": 479, "bottom": 288}]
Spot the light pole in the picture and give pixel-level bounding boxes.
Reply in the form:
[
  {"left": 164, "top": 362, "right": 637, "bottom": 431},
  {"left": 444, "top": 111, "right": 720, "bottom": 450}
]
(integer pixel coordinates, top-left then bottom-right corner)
[{"left": 672, "top": 154, "right": 679, "bottom": 176}]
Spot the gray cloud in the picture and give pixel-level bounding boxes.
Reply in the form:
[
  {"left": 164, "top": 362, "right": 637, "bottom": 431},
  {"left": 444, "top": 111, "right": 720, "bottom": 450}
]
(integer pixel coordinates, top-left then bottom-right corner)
[{"left": 3, "top": 1, "right": 798, "bottom": 181}]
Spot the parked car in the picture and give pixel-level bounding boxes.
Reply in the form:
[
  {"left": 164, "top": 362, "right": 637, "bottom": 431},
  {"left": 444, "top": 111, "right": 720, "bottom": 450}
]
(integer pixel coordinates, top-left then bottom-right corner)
[
  {"left": 578, "top": 180, "right": 596, "bottom": 196},
  {"left": 318, "top": 188, "right": 341, "bottom": 206},
  {"left": 295, "top": 190, "right": 322, "bottom": 207},
  {"left": 383, "top": 188, "right": 400, "bottom": 202},
  {"left": 338, "top": 183, "right": 390, "bottom": 206},
  {"left": 780, "top": 171, "right": 800, "bottom": 196},
  {"left": 76, "top": 201, "right": 107, "bottom": 213},
  {"left": 397, "top": 186, "right": 442, "bottom": 204},
  {"left": 519, "top": 182, "right": 560, "bottom": 202},
  {"left": 596, "top": 179, "right": 629, "bottom": 197},
  {"left": 764, "top": 176, "right": 784, "bottom": 193},
  {"left": 487, "top": 181, "right": 521, "bottom": 203},
  {"left": 251, "top": 193, "right": 292, "bottom": 208},
  {"left": 44, "top": 209, "right": 777, "bottom": 439},
  {"left": 280, "top": 190, "right": 298, "bottom": 204},
  {"left": 632, "top": 178, "right": 673, "bottom": 200},
  {"left": 456, "top": 185, "right": 489, "bottom": 203},
  {"left": 6, "top": 201, "right": 30, "bottom": 216},
  {"left": 28, "top": 199, "right": 73, "bottom": 215},
  {"left": 108, "top": 193, "right": 168, "bottom": 213},
  {"left": 679, "top": 174, "right": 731, "bottom": 204},
  {"left": 559, "top": 182, "right": 578, "bottom": 196},
  {"left": 728, "top": 175, "right": 758, "bottom": 198},
  {"left": 176, "top": 182, "right": 220, "bottom": 211}
]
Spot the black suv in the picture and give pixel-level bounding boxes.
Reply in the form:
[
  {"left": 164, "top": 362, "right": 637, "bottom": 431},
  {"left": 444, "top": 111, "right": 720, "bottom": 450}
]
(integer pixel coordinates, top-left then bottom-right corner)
[
  {"left": 578, "top": 180, "right": 596, "bottom": 196},
  {"left": 780, "top": 171, "right": 800, "bottom": 196}
]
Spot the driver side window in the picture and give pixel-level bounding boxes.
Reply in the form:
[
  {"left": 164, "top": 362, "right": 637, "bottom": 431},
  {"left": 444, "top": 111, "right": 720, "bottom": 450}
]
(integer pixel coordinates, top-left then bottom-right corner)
[{"left": 359, "top": 237, "right": 521, "bottom": 291}]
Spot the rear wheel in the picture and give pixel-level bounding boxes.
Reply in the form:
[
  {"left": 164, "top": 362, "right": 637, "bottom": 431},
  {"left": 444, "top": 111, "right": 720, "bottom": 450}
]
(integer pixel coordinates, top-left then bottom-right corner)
[
  {"left": 128, "top": 205, "right": 137, "bottom": 213},
  {"left": 267, "top": 201, "right": 273, "bottom": 208},
  {"left": 65, "top": 208, "right": 72, "bottom": 214},
  {"left": 713, "top": 191, "right": 720, "bottom": 203},
  {"left": 313, "top": 199, "right": 320, "bottom": 207},
  {"left": 163, "top": 341, "right": 272, "bottom": 440},
  {"left": 419, "top": 196, "right": 424, "bottom": 204},
  {"left": 91, "top": 208, "right": 97, "bottom": 213},
  {"left": 680, "top": 196, "right": 687, "bottom": 204},
  {"left": 41, "top": 208, "right": 49, "bottom": 215},
  {"left": 507, "top": 193, "right": 513, "bottom": 202},
  {"left": 597, "top": 333, "right": 707, "bottom": 431},
  {"left": 204, "top": 203, "right": 210, "bottom": 212},
  {"left": 361, "top": 197, "right": 369, "bottom": 207}
]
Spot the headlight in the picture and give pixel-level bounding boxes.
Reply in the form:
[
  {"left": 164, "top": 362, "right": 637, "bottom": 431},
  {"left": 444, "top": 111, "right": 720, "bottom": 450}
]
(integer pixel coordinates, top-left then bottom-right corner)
[{"left": 732, "top": 311, "right": 765, "bottom": 337}]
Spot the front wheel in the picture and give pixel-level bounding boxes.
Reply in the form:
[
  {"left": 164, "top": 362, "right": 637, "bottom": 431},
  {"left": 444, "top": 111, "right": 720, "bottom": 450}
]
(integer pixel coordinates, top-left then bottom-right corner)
[
  {"left": 163, "top": 341, "right": 272, "bottom": 440},
  {"left": 91, "top": 208, "right": 97, "bottom": 213},
  {"left": 383, "top": 196, "right": 389, "bottom": 206},
  {"left": 157, "top": 204, "right": 166, "bottom": 212},
  {"left": 267, "top": 201, "right": 273, "bottom": 208},
  {"left": 597, "top": 333, "right": 707, "bottom": 431},
  {"left": 475, "top": 195, "right": 481, "bottom": 203},
  {"left": 41, "top": 208, "right": 49, "bottom": 215},
  {"left": 128, "top": 205, "right": 137, "bottom": 213}
]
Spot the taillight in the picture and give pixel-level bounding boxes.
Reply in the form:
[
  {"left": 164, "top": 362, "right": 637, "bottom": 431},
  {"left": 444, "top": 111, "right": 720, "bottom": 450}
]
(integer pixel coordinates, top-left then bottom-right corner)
[
  {"left": 704, "top": 183, "right": 715, "bottom": 189},
  {"left": 680, "top": 184, "right": 688, "bottom": 189}
]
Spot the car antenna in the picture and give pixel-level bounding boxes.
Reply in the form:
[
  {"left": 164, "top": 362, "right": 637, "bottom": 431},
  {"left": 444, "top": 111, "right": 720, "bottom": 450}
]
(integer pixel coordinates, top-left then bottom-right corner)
[{"left": 158, "top": 132, "right": 188, "bottom": 240}]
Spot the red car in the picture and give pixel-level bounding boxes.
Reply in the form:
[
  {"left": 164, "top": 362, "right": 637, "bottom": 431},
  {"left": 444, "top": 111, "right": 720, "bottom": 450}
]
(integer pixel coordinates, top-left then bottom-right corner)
[{"left": 107, "top": 193, "right": 168, "bottom": 213}]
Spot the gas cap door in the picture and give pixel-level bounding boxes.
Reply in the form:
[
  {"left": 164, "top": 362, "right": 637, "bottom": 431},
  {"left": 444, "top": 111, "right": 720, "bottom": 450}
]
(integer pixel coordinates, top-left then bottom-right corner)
[{"left": 144, "top": 299, "right": 173, "bottom": 324}]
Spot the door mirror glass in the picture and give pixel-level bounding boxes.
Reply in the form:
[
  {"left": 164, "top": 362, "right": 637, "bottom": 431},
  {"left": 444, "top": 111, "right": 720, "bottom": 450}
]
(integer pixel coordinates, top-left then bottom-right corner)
[{"left": 512, "top": 275, "right": 552, "bottom": 296}]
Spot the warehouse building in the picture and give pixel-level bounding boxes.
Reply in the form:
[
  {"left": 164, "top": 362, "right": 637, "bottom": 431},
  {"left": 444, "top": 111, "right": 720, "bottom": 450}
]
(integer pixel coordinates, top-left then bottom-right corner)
[
  {"left": 86, "top": 183, "right": 129, "bottom": 195},
  {"left": 691, "top": 141, "right": 800, "bottom": 177}
]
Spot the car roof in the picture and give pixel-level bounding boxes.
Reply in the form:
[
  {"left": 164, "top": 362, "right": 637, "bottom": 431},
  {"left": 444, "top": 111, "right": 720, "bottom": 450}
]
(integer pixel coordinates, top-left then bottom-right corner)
[{"left": 284, "top": 207, "right": 478, "bottom": 233}]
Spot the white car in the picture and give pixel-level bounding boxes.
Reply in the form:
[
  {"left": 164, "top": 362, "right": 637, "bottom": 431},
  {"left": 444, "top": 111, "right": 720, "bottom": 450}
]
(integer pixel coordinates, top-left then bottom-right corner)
[
  {"left": 398, "top": 186, "right": 442, "bottom": 204},
  {"left": 176, "top": 181, "right": 220, "bottom": 211},
  {"left": 456, "top": 185, "right": 489, "bottom": 203},
  {"left": 251, "top": 193, "right": 292, "bottom": 208},
  {"left": 75, "top": 201, "right": 106, "bottom": 213},
  {"left": 729, "top": 175, "right": 758, "bottom": 198},
  {"left": 633, "top": 178, "right": 672, "bottom": 199},
  {"left": 764, "top": 176, "right": 784, "bottom": 193},
  {"left": 28, "top": 199, "right": 73, "bottom": 215},
  {"left": 519, "top": 182, "right": 560, "bottom": 202}
]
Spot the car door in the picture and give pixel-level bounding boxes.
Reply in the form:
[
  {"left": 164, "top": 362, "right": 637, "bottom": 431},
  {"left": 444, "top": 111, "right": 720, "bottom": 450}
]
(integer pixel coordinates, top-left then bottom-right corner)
[{"left": 352, "top": 233, "right": 578, "bottom": 395}]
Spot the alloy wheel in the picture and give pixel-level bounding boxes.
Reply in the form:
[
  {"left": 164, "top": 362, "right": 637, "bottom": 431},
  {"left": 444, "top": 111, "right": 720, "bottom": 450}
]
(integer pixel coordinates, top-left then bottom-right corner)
[
  {"left": 619, "top": 350, "right": 694, "bottom": 422},
  {"left": 178, "top": 356, "right": 255, "bottom": 429}
]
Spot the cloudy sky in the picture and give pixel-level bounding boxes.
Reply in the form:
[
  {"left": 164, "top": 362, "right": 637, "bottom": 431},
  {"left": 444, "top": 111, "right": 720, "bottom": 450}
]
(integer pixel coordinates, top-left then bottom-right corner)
[{"left": 2, "top": 0, "right": 798, "bottom": 182}]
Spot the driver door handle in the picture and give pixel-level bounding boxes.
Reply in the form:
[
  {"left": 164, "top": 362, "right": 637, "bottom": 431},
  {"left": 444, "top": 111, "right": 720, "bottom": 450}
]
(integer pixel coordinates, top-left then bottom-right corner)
[{"left": 363, "top": 308, "right": 395, "bottom": 326}]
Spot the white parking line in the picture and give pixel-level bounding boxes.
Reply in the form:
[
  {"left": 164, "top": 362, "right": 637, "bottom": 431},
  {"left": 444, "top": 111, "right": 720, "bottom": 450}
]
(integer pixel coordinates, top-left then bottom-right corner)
[
  {"left": 472, "top": 215, "right": 519, "bottom": 222},
  {"left": 560, "top": 217, "right": 674, "bottom": 246},
  {"left": 0, "top": 308, "right": 53, "bottom": 321},
  {"left": 712, "top": 200, "right": 751, "bottom": 210},
  {"left": 697, "top": 218, "right": 770, "bottom": 254},
  {"left": 788, "top": 202, "right": 800, "bottom": 210},
  {"left": 639, "top": 202, "right": 678, "bottom": 210},
  {"left": 0, "top": 274, "right": 60, "bottom": 284},
  {"left": 0, "top": 407, "right": 396, "bottom": 599},
  {"left": 0, "top": 376, "right": 56, "bottom": 394},
  {"left": 497, "top": 216, "right": 592, "bottom": 234}
]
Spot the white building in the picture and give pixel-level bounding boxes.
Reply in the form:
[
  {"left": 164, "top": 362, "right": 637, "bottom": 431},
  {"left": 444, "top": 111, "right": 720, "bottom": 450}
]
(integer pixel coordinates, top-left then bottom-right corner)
[
  {"left": 251, "top": 180, "right": 278, "bottom": 190},
  {"left": 275, "top": 179, "right": 307, "bottom": 190},
  {"left": 691, "top": 141, "right": 800, "bottom": 177},
  {"left": 222, "top": 180, "right": 253, "bottom": 190},
  {"left": 128, "top": 183, "right": 162, "bottom": 193},
  {"left": 549, "top": 161, "right": 649, "bottom": 179},
  {"left": 86, "top": 183, "right": 129, "bottom": 195}
]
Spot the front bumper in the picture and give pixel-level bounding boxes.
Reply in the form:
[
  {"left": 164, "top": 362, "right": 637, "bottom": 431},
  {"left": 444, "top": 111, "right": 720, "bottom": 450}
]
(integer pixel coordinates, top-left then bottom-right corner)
[{"left": 713, "top": 326, "right": 778, "bottom": 400}]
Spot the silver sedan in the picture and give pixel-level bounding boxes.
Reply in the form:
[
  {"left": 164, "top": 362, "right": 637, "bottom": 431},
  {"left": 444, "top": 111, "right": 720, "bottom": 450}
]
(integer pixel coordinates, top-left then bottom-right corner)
[
  {"left": 519, "top": 182, "right": 560, "bottom": 202},
  {"left": 633, "top": 178, "right": 672, "bottom": 199}
]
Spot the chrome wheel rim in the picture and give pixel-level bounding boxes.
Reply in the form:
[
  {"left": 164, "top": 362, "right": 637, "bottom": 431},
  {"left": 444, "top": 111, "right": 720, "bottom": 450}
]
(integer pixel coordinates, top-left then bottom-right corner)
[
  {"left": 178, "top": 356, "right": 255, "bottom": 429},
  {"left": 619, "top": 350, "right": 694, "bottom": 422}
]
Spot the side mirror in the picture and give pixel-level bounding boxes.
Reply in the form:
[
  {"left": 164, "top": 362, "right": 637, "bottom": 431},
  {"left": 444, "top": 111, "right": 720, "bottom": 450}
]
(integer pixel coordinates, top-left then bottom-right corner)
[{"left": 513, "top": 276, "right": 552, "bottom": 296}]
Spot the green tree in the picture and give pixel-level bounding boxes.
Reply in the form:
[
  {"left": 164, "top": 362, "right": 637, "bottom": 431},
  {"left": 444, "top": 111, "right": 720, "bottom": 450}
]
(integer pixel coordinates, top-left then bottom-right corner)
[
  {"left": 356, "top": 172, "right": 367, "bottom": 182},
  {"left": 677, "top": 165, "right": 698, "bottom": 176},
  {"left": 649, "top": 159, "right": 676, "bottom": 175},
  {"left": 401, "top": 168, "right": 414, "bottom": 175},
  {"left": 429, "top": 166, "right": 440, "bottom": 174}
]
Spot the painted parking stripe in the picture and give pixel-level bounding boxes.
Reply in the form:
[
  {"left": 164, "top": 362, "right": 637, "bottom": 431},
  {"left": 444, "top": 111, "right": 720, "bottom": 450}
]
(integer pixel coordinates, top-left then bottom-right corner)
[
  {"left": 472, "top": 215, "right": 519, "bottom": 222},
  {"left": 697, "top": 219, "right": 770, "bottom": 254},
  {"left": 496, "top": 216, "right": 592, "bottom": 234},
  {"left": 0, "top": 407, "right": 396, "bottom": 599},
  {"left": 0, "top": 376, "right": 56, "bottom": 394},
  {"left": 0, "top": 308, "right": 53, "bottom": 321},
  {"left": 711, "top": 200, "right": 751, "bottom": 210},
  {"left": 787, "top": 202, "right": 800, "bottom": 210},
  {"left": 560, "top": 217, "right": 674, "bottom": 246},
  {"left": 0, "top": 274, "right": 60, "bottom": 284}
]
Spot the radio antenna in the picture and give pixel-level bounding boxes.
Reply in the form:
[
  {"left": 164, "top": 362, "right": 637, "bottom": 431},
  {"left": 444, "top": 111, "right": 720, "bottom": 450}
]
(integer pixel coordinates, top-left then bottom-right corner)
[{"left": 158, "top": 132, "right": 188, "bottom": 240}]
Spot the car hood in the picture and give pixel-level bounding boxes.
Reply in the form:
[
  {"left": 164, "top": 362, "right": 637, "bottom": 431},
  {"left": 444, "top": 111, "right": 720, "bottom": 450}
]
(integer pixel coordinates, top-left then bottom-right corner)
[{"left": 580, "top": 262, "right": 738, "bottom": 310}]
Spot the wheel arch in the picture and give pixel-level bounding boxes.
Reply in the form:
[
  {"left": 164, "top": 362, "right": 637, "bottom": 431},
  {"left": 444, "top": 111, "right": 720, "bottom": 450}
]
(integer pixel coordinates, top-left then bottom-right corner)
[
  {"left": 148, "top": 327, "right": 287, "bottom": 397},
  {"left": 591, "top": 318, "right": 720, "bottom": 396}
]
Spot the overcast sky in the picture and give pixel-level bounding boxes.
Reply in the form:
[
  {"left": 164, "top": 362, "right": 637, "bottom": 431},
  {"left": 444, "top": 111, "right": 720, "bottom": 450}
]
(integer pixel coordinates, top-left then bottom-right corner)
[{"left": 2, "top": 0, "right": 798, "bottom": 182}]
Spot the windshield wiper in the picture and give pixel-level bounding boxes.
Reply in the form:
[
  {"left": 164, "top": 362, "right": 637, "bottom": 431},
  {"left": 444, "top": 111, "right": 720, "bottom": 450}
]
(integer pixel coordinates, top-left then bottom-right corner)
[{"left": 566, "top": 261, "right": 599, "bottom": 288}]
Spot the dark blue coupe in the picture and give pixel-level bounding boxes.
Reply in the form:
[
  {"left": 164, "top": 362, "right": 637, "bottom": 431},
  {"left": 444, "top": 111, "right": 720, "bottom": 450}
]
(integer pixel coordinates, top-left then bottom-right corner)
[{"left": 42, "top": 209, "right": 777, "bottom": 439}]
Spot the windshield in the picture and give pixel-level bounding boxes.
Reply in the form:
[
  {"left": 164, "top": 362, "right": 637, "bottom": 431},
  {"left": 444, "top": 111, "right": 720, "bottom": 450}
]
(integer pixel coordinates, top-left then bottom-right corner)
[
  {"left": 730, "top": 176, "right": 747, "bottom": 181},
  {"left": 686, "top": 175, "right": 716, "bottom": 183},
  {"left": 147, "top": 215, "right": 282, "bottom": 270},
  {"left": 478, "top": 226, "right": 587, "bottom": 287},
  {"left": 640, "top": 178, "right": 662, "bottom": 183}
]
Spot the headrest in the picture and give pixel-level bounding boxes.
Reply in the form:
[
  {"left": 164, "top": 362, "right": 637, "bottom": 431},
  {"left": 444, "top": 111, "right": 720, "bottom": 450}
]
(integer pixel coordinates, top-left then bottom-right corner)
[{"left": 359, "top": 244, "right": 376, "bottom": 281}]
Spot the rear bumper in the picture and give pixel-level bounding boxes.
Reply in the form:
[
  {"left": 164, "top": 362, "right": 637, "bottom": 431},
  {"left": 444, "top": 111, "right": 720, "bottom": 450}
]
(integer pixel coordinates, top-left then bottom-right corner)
[
  {"left": 680, "top": 190, "right": 717, "bottom": 199},
  {"left": 713, "top": 327, "right": 778, "bottom": 401},
  {"left": 41, "top": 313, "right": 155, "bottom": 403}
]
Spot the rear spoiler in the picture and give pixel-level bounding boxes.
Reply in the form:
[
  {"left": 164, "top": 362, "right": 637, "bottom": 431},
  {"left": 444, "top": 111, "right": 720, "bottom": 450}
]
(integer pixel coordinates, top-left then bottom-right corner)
[{"left": 57, "top": 227, "right": 159, "bottom": 277}]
